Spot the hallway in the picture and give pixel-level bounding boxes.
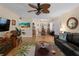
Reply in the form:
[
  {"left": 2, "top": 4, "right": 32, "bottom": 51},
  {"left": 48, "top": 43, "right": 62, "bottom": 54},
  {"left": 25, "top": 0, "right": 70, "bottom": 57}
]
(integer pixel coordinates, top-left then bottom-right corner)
[{"left": 7, "top": 35, "right": 64, "bottom": 56}]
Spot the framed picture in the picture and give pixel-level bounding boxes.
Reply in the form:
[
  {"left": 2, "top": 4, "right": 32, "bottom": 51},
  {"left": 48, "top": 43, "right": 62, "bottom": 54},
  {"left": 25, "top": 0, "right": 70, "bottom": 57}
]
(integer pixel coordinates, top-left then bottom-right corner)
[
  {"left": 12, "top": 19, "right": 16, "bottom": 25},
  {"left": 19, "top": 22, "right": 30, "bottom": 28}
]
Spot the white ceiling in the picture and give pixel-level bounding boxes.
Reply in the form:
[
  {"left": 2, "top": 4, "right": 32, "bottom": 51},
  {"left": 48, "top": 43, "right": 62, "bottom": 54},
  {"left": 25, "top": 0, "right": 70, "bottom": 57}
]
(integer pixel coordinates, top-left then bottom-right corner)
[{"left": 0, "top": 3, "right": 79, "bottom": 20}]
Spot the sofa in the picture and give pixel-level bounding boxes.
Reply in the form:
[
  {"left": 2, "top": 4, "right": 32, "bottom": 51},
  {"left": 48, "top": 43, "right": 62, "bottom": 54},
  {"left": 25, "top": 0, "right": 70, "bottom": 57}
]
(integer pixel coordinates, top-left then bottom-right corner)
[
  {"left": 54, "top": 32, "right": 79, "bottom": 56},
  {"left": 49, "top": 31, "right": 55, "bottom": 36}
]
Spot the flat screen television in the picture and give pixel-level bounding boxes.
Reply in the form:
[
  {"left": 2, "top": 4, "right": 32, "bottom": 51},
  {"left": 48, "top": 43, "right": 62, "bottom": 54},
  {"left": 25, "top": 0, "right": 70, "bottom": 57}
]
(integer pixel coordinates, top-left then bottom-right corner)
[{"left": 0, "top": 18, "right": 10, "bottom": 32}]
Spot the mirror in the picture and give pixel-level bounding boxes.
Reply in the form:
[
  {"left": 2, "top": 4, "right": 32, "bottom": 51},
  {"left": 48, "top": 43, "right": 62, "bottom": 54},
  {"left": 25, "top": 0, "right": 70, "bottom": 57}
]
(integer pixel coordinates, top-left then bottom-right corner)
[{"left": 67, "top": 17, "right": 78, "bottom": 29}]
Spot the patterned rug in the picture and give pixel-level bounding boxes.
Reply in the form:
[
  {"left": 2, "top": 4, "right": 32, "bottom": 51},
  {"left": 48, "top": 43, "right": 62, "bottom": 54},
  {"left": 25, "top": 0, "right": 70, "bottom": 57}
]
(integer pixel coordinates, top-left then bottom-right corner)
[{"left": 15, "top": 42, "right": 35, "bottom": 56}]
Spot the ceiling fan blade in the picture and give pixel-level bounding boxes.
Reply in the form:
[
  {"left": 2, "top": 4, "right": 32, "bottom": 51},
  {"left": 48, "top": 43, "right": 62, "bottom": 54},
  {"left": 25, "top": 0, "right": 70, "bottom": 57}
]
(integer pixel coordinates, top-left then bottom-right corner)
[
  {"left": 36, "top": 11, "right": 41, "bottom": 15},
  {"left": 37, "top": 3, "right": 41, "bottom": 8},
  {"left": 28, "top": 10, "right": 37, "bottom": 12},
  {"left": 42, "top": 10, "right": 50, "bottom": 13},
  {"left": 28, "top": 4, "right": 37, "bottom": 9},
  {"left": 36, "top": 3, "right": 41, "bottom": 15},
  {"left": 41, "top": 4, "right": 50, "bottom": 9}
]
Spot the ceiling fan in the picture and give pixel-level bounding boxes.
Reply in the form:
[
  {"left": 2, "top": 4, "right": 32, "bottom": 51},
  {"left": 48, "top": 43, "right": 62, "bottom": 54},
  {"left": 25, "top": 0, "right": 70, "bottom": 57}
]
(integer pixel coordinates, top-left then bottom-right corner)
[{"left": 28, "top": 3, "right": 50, "bottom": 15}]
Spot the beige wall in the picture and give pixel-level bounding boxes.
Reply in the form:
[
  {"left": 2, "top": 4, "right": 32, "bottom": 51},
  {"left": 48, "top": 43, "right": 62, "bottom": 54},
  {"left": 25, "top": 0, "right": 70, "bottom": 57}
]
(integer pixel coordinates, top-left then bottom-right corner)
[
  {"left": 59, "top": 6, "right": 79, "bottom": 33},
  {"left": 53, "top": 6, "right": 79, "bottom": 35},
  {"left": 0, "top": 6, "right": 32, "bottom": 37},
  {"left": 0, "top": 5, "right": 19, "bottom": 31}
]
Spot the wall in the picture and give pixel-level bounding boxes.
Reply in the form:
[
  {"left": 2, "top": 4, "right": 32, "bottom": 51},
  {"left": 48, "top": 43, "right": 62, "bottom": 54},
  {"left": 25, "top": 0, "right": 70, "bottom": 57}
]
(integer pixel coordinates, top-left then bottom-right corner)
[
  {"left": 52, "top": 6, "right": 79, "bottom": 35},
  {"left": 52, "top": 17, "right": 61, "bottom": 35},
  {"left": 59, "top": 6, "right": 79, "bottom": 33},
  {"left": 49, "top": 21, "right": 54, "bottom": 32},
  {"left": 0, "top": 5, "right": 18, "bottom": 37},
  {"left": 18, "top": 20, "right": 32, "bottom": 37},
  {"left": 0, "top": 6, "right": 32, "bottom": 37}
]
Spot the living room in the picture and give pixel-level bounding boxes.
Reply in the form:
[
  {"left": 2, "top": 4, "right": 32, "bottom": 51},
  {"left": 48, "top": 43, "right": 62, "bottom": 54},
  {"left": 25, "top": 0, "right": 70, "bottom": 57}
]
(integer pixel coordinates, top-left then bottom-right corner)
[{"left": 0, "top": 3, "right": 79, "bottom": 56}]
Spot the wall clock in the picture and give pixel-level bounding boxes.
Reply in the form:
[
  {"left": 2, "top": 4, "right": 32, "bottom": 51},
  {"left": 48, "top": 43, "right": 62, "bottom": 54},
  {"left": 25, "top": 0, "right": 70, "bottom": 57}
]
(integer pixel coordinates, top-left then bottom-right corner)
[{"left": 67, "top": 17, "right": 78, "bottom": 29}]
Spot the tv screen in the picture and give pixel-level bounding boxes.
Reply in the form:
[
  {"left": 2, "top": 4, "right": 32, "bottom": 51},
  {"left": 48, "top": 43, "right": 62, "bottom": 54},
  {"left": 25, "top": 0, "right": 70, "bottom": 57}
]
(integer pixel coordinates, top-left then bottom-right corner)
[{"left": 0, "top": 18, "right": 10, "bottom": 32}]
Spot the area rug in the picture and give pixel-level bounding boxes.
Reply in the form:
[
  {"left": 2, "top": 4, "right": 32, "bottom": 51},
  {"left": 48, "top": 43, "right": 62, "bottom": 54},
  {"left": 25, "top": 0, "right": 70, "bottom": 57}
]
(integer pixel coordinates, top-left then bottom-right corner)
[{"left": 15, "top": 42, "right": 35, "bottom": 56}]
